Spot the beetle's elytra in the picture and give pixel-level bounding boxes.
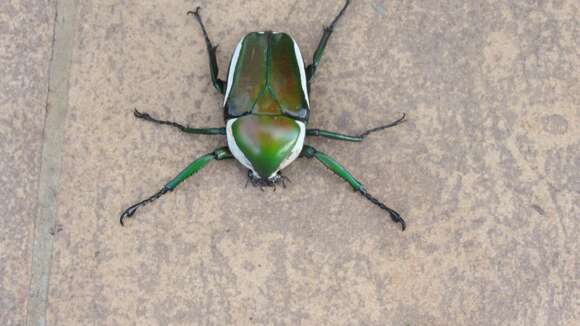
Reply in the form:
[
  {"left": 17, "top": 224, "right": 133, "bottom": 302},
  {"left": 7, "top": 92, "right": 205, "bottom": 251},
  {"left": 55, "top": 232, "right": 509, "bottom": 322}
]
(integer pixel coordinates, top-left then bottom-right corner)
[{"left": 121, "top": 0, "right": 408, "bottom": 231}]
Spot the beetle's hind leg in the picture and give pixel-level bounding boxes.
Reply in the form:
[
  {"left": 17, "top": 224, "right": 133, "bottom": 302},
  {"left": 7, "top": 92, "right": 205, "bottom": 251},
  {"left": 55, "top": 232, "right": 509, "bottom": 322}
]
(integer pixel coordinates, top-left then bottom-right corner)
[
  {"left": 306, "top": 113, "right": 406, "bottom": 142},
  {"left": 133, "top": 109, "right": 225, "bottom": 135},
  {"left": 306, "top": 0, "right": 351, "bottom": 83},
  {"left": 300, "top": 145, "right": 406, "bottom": 231},
  {"left": 188, "top": 7, "right": 226, "bottom": 95}
]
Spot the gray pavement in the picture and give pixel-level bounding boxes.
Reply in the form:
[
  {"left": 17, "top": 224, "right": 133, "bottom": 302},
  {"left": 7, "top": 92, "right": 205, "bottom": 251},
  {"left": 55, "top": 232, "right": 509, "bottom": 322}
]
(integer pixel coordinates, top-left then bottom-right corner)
[{"left": 1, "top": 0, "right": 578, "bottom": 325}]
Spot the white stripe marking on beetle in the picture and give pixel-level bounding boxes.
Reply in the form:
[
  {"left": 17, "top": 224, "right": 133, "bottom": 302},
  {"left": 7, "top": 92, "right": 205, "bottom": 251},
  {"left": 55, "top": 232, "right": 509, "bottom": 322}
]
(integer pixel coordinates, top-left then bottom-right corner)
[
  {"left": 292, "top": 39, "right": 310, "bottom": 106},
  {"left": 224, "top": 39, "right": 243, "bottom": 104}
]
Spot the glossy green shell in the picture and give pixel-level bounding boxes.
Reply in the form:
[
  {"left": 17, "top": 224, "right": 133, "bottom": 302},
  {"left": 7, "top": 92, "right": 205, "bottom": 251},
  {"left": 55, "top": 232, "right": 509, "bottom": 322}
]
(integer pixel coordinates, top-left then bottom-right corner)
[
  {"left": 224, "top": 32, "right": 309, "bottom": 121},
  {"left": 225, "top": 32, "right": 308, "bottom": 179}
]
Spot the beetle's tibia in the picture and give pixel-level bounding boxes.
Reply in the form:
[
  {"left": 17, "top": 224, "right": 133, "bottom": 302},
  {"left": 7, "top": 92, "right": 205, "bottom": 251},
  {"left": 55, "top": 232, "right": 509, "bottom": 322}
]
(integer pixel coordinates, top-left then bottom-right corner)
[{"left": 307, "top": 0, "right": 351, "bottom": 82}]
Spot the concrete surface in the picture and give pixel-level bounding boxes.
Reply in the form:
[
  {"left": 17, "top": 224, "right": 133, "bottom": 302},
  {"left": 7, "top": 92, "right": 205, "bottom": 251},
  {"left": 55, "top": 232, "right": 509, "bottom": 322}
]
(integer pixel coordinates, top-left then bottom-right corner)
[
  {"left": 1, "top": 0, "right": 578, "bottom": 325},
  {"left": 0, "top": 1, "right": 55, "bottom": 325}
]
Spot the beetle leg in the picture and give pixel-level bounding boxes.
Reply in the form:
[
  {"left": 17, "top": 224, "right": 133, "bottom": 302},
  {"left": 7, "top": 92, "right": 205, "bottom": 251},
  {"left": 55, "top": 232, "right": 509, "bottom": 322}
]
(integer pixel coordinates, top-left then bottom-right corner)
[
  {"left": 119, "top": 147, "right": 233, "bottom": 225},
  {"left": 188, "top": 7, "right": 226, "bottom": 95},
  {"left": 133, "top": 109, "right": 226, "bottom": 135},
  {"left": 300, "top": 144, "right": 406, "bottom": 231},
  {"left": 306, "top": 0, "right": 351, "bottom": 83},
  {"left": 279, "top": 173, "right": 290, "bottom": 188},
  {"left": 306, "top": 113, "right": 406, "bottom": 142}
]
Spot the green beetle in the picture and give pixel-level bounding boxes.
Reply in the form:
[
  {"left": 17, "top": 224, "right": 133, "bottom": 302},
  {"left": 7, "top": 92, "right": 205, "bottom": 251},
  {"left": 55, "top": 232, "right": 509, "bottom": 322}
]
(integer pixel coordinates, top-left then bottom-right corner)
[{"left": 121, "top": 0, "right": 407, "bottom": 230}]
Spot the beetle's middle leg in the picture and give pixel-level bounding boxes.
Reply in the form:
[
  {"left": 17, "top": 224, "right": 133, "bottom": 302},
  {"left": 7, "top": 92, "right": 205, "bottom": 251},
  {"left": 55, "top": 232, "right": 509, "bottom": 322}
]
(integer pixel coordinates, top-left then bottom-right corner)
[
  {"left": 188, "top": 7, "right": 226, "bottom": 95},
  {"left": 306, "top": 0, "right": 351, "bottom": 83},
  {"left": 306, "top": 113, "right": 406, "bottom": 142},
  {"left": 133, "top": 109, "right": 225, "bottom": 135},
  {"left": 119, "top": 147, "right": 233, "bottom": 225}
]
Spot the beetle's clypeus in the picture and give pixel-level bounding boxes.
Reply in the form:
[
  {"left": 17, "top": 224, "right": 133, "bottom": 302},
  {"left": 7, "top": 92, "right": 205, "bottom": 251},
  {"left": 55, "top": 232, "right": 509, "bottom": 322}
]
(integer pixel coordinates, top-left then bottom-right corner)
[{"left": 120, "top": 0, "right": 408, "bottom": 231}]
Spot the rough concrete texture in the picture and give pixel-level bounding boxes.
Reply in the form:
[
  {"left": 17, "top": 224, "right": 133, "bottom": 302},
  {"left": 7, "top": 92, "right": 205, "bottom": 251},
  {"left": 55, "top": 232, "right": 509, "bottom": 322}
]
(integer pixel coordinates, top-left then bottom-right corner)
[
  {"left": 0, "top": 1, "right": 54, "bottom": 325},
  {"left": 1, "top": 0, "right": 578, "bottom": 325}
]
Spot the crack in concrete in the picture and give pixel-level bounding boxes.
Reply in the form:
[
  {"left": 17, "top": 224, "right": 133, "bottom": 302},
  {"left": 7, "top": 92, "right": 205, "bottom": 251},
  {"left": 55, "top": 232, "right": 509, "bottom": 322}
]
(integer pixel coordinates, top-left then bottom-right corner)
[{"left": 26, "top": 1, "right": 78, "bottom": 325}]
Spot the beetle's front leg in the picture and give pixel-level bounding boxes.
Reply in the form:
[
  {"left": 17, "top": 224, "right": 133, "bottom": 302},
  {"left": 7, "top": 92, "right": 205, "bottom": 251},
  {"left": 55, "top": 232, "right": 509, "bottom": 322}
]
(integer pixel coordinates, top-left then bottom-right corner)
[
  {"left": 306, "top": 113, "right": 406, "bottom": 142},
  {"left": 133, "top": 109, "right": 225, "bottom": 135},
  {"left": 188, "top": 7, "right": 226, "bottom": 95},
  {"left": 119, "top": 147, "right": 233, "bottom": 225},
  {"left": 306, "top": 0, "right": 351, "bottom": 83},
  {"left": 300, "top": 145, "right": 406, "bottom": 231}
]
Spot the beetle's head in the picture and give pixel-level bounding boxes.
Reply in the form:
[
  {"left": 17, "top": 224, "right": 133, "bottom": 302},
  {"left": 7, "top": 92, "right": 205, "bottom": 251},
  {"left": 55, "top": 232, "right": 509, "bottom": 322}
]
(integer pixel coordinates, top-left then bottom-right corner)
[{"left": 247, "top": 170, "right": 289, "bottom": 189}]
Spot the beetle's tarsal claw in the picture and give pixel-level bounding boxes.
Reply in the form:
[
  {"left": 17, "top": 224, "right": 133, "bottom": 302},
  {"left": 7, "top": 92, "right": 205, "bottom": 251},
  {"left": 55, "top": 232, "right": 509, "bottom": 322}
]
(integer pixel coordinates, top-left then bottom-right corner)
[
  {"left": 399, "top": 218, "right": 407, "bottom": 231},
  {"left": 187, "top": 6, "right": 201, "bottom": 17},
  {"left": 133, "top": 109, "right": 150, "bottom": 120},
  {"left": 119, "top": 206, "right": 138, "bottom": 226},
  {"left": 385, "top": 207, "right": 406, "bottom": 231}
]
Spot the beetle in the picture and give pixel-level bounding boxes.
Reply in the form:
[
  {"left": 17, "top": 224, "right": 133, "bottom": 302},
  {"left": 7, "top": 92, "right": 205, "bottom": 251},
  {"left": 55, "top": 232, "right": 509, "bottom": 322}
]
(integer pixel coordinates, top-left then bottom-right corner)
[{"left": 120, "top": 0, "right": 407, "bottom": 230}]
